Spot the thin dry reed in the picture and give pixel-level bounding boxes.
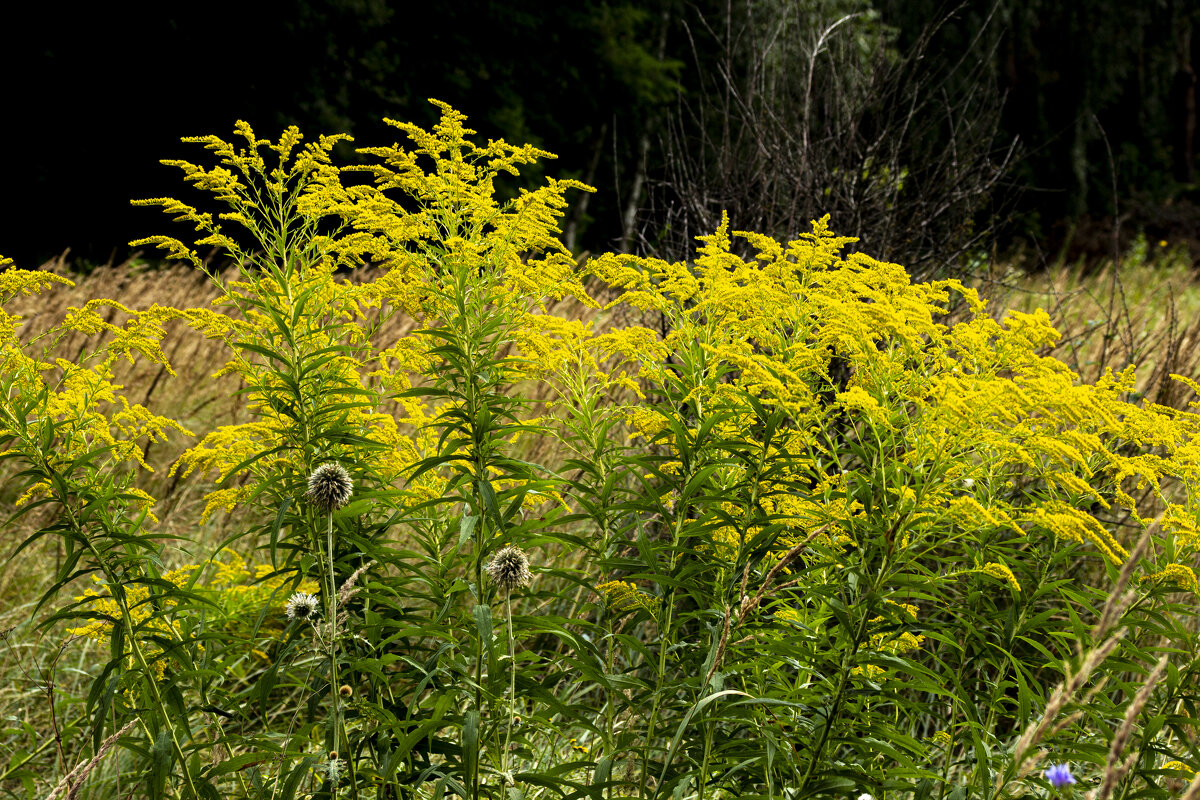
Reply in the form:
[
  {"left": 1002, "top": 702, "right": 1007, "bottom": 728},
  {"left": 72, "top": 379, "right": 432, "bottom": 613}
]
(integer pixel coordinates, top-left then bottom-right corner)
[{"left": 44, "top": 718, "right": 138, "bottom": 800}]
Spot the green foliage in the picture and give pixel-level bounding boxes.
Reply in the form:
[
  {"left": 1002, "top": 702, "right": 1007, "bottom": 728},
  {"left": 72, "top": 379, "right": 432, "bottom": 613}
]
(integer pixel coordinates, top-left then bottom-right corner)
[{"left": 2, "top": 103, "right": 1200, "bottom": 800}]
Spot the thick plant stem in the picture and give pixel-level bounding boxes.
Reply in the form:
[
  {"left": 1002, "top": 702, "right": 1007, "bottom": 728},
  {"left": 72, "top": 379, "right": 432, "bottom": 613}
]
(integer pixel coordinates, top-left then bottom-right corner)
[
  {"left": 641, "top": 539, "right": 681, "bottom": 799},
  {"left": 470, "top": 478, "right": 485, "bottom": 800}
]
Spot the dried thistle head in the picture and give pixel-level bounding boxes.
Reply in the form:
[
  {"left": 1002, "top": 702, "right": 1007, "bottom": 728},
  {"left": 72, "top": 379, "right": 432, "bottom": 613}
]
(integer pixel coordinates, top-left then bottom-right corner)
[
  {"left": 306, "top": 463, "right": 353, "bottom": 512},
  {"left": 486, "top": 546, "right": 533, "bottom": 591}
]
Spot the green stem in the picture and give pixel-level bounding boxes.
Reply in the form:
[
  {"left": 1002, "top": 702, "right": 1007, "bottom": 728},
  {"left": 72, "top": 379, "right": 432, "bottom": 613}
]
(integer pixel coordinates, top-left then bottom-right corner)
[
  {"left": 326, "top": 511, "right": 342, "bottom": 798},
  {"left": 797, "top": 601, "right": 873, "bottom": 795},
  {"left": 501, "top": 589, "right": 516, "bottom": 778},
  {"left": 698, "top": 724, "right": 714, "bottom": 800},
  {"left": 33, "top": 453, "right": 202, "bottom": 800},
  {"left": 470, "top": 466, "right": 485, "bottom": 800},
  {"left": 603, "top": 615, "right": 617, "bottom": 800},
  {"left": 641, "top": 436, "right": 698, "bottom": 798}
]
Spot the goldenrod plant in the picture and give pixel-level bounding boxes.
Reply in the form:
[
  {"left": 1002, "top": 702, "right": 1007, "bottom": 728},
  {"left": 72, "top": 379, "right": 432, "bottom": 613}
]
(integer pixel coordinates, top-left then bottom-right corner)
[{"left": 2, "top": 101, "right": 1200, "bottom": 799}]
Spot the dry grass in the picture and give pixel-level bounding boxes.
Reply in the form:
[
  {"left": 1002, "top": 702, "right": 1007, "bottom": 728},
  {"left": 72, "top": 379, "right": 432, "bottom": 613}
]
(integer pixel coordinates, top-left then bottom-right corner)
[{"left": 975, "top": 246, "right": 1200, "bottom": 407}]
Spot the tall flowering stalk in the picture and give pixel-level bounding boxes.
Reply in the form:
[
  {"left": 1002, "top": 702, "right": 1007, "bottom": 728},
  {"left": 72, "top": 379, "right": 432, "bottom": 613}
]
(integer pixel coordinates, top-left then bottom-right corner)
[
  {"left": 486, "top": 545, "right": 533, "bottom": 782},
  {"left": 306, "top": 462, "right": 353, "bottom": 790},
  {"left": 0, "top": 262, "right": 204, "bottom": 796},
  {"left": 124, "top": 101, "right": 596, "bottom": 797}
]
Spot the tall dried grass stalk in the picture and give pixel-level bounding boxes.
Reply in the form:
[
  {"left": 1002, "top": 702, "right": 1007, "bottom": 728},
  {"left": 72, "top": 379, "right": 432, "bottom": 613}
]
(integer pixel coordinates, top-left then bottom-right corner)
[
  {"left": 1086, "top": 653, "right": 1169, "bottom": 800},
  {"left": 44, "top": 718, "right": 138, "bottom": 800}
]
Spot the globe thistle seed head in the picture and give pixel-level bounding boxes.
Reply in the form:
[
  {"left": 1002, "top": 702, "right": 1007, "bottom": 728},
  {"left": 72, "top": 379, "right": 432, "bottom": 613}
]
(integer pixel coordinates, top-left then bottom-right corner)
[
  {"left": 285, "top": 591, "right": 320, "bottom": 621},
  {"left": 306, "top": 463, "right": 353, "bottom": 512},
  {"left": 486, "top": 545, "right": 533, "bottom": 591}
]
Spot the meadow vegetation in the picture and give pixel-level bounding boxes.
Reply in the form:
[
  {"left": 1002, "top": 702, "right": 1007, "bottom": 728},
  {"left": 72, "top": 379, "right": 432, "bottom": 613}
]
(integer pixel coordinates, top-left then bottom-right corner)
[{"left": 3, "top": 102, "right": 1200, "bottom": 800}]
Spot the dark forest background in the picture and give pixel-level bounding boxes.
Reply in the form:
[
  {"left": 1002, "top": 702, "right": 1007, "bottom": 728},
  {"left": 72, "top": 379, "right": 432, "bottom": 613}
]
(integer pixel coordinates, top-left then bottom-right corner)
[{"left": 5, "top": 0, "right": 1199, "bottom": 277}]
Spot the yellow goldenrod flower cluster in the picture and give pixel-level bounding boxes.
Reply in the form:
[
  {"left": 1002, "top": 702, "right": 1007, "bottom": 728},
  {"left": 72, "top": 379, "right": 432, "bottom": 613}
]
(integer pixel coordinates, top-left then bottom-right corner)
[
  {"left": 584, "top": 209, "right": 1200, "bottom": 577},
  {"left": 929, "top": 731, "right": 954, "bottom": 748},
  {"left": 596, "top": 580, "right": 655, "bottom": 616},
  {"left": 208, "top": 549, "right": 321, "bottom": 616},
  {"left": 1143, "top": 563, "right": 1199, "bottom": 594},
  {"left": 0, "top": 265, "right": 191, "bottom": 521},
  {"left": 67, "top": 575, "right": 190, "bottom": 679},
  {"left": 976, "top": 562, "right": 1022, "bottom": 592}
]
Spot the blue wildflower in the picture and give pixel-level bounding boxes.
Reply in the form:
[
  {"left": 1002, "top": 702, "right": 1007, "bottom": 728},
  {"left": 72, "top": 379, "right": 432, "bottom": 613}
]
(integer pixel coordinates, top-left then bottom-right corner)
[{"left": 1045, "top": 763, "right": 1075, "bottom": 789}]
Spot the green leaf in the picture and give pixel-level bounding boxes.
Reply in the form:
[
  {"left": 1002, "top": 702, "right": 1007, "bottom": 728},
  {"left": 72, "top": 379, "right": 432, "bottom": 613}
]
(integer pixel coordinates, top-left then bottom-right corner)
[
  {"left": 463, "top": 709, "right": 479, "bottom": 786},
  {"left": 460, "top": 514, "right": 478, "bottom": 548},
  {"left": 592, "top": 755, "right": 612, "bottom": 794},
  {"left": 258, "top": 660, "right": 280, "bottom": 717},
  {"left": 659, "top": 689, "right": 750, "bottom": 788},
  {"left": 281, "top": 755, "right": 318, "bottom": 800},
  {"left": 149, "top": 728, "right": 172, "bottom": 799},
  {"left": 478, "top": 478, "right": 500, "bottom": 526},
  {"left": 474, "top": 604, "right": 494, "bottom": 664},
  {"left": 230, "top": 340, "right": 289, "bottom": 365}
]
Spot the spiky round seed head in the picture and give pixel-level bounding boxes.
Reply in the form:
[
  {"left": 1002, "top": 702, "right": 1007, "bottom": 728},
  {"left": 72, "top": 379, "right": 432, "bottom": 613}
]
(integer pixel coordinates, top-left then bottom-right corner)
[
  {"left": 285, "top": 592, "right": 320, "bottom": 621},
  {"left": 338, "top": 684, "right": 353, "bottom": 698},
  {"left": 306, "top": 463, "right": 353, "bottom": 512},
  {"left": 485, "top": 546, "right": 533, "bottom": 591}
]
